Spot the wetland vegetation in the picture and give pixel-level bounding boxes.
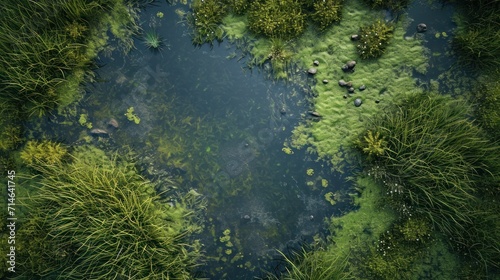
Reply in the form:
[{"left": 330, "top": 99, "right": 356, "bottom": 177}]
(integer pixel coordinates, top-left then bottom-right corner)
[{"left": 1, "top": 0, "right": 499, "bottom": 279}]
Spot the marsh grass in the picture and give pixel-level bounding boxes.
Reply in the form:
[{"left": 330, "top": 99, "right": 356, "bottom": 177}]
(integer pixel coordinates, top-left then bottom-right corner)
[
  {"left": 18, "top": 146, "right": 202, "bottom": 279},
  {"left": 0, "top": 0, "right": 139, "bottom": 117},
  {"left": 452, "top": 0, "right": 500, "bottom": 72},
  {"left": 360, "top": 92, "right": 500, "bottom": 271},
  {"left": 267, "top": 249, "right": 350, "bottom": 280}
]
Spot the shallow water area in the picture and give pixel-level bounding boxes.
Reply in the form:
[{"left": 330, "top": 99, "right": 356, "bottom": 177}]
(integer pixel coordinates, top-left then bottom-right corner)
[{"left": 76, "top": 3, "right": 353, "bottom": 279}]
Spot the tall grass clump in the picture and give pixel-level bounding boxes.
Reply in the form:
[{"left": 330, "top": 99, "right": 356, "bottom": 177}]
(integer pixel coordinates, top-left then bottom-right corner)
[
  {"left": 267, "top": 249, "right": 350, "bottom": 280},
  {"left": 0, "top": 0, "right": 139, "bottom": 117},
  {"left": 18, "top": 146, "right": 203, "bottom": 279},
  {"left": 357, "top": 92, "right": 500, "bottom": 272},
  {"left": 452, "top": 0, "right": 500, "bottom": 71}
]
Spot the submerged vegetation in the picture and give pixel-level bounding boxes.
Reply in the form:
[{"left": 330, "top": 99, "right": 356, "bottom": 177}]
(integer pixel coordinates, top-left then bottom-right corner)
[{"left": 18, "top": 146, "right": 203, "bottom": 279}]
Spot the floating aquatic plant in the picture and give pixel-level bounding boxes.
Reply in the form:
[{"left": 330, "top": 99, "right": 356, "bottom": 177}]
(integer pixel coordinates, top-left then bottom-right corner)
[{"left": 143, "top": 30, "right": 164, "bottom": 51}]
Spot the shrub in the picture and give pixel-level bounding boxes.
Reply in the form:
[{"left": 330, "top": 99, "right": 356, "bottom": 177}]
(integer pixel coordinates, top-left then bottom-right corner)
[
  {"left": 355, "top": 20, "right": 393, "bottom": 59},
  {"left": 248, "top": 0, "right": 306, "bottom": 39},
  {"left": 190, "top": 0, "right": 227, "bottom": 45},
  {"left": 311, "top": 0, "right": 344, "bottom": 31}
]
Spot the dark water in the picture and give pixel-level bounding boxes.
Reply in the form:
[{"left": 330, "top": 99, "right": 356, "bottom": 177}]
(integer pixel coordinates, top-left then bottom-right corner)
[{"left": 79, "top": 4, "right": 353, "bottom": 279}]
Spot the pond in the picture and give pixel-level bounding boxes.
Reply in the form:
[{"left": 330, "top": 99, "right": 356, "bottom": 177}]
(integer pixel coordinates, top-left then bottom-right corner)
[
  {"left": 74, "top": 3, "right": 353, "bottom": 279},
  {"left": 37, "top": 0, "right": 461, "bottom": 278}
]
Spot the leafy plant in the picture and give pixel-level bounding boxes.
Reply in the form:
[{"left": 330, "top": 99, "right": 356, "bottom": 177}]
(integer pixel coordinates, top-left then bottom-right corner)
[
  {"left": 357, "top": 130, "right": 385, "bottom": 156},
  {"left": 190, "top": 0, "right": 227, "bottom": 45}
]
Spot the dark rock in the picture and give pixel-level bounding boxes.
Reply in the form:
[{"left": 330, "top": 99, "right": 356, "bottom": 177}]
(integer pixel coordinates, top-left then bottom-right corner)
[
  {"left": 107, "top": 118, "right": 119, "bottom": 128},
  {"left": 343, "top": 94, "right": 348, "bottom": 99},
  {"left": 341, "top": 64, "right": 350, "bottom": 72},
  {"left": 308, "top": 68, "right": 317, "bottom": 75},
  {"left": 348, "top": 87, "right": 355, "bottom": 93},
  {"left": 375, "top": 99, "right": 380, "bottom": 104},
  {"left": 359, "top": 85, "right": 366, "bottom": 91},
  {"left": 346, "top": 60, "right": 356, "bottom": 69},
  {"left": 322, "top": 79, "right": 329, "bottom": 84},
  {"left": 346, "top": 81, "right": 353, "bottom": 88},
  {"left": 417, "top": 23, "right": 427, "bottom": 33},
  {"left": 90, "top": 128, "right": 109, "bottom": 137},
  {"left": 338, "top": 79, "right": 347, "bottom": 87},
  {"left": 280, "top": 107, "right": 286, "bottom": 114},
  {"left": 350, "top": 34, "right": 359, "bottom": 41},
  {"left": 309, "top": 111, "right": 321, "bottom": 117},
  {"left": 313, "top": 60, "right": 320, "bottom": 66},
  {"left": 354, "top": 98, "right": 362, "bottom": 107}
]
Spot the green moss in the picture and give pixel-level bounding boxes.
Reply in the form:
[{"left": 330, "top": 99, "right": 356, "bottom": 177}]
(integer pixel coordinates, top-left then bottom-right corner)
[{"left": 328, "top": 176, "right": 397, "bottom": 258}]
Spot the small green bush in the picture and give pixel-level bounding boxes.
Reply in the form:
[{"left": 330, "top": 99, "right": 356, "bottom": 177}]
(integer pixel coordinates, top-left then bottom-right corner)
[
  {"left": 190, "top": 0, "right": 227, "bottom": 45},
  {"left": 311, "top": 0, "right": 344, "bottom": 31},
  {"left": 248, "top": 0, "right": 306, "bottom": 39},
  {"left": 355, "top": 20, "right": 393, "bottom": 59}
]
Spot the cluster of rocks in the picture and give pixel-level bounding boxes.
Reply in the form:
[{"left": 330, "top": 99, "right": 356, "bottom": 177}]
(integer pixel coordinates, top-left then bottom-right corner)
[
  {"left": 341, "top": 60, "right": 357, "bottom": 73},
  {"left": 338, "top": 79, "right": 366, "bottom": 107},
  {"left": 90, "top": 118, "right": 119, "bottom": 137},
  {"left": 307, "top": 59, "right": 384, "bottom": 108}
]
